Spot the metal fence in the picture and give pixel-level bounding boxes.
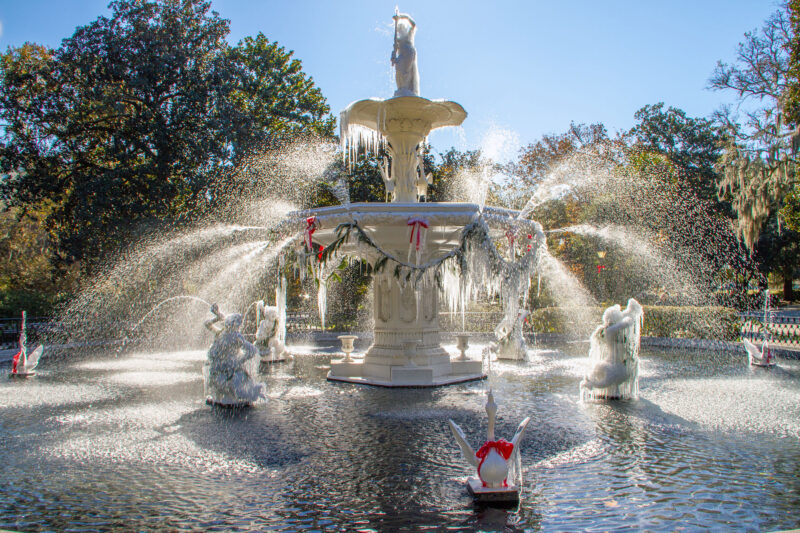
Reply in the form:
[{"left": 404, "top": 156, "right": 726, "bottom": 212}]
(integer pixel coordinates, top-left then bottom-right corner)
[
  {"left": 0, "top": 317, "right": 53, "bottom": 350},
  {"left": 740, "top": 313, "right": 800, "bottom": 348}
]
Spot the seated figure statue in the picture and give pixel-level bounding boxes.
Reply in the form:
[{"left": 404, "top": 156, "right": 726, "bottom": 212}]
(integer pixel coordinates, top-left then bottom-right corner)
[
  {"left": 256, "top": 301, "right": 287, "bottom": 362},
  {"left": 580, "top": 298, "right": 643, "bottom": 400},
  {"left": 204, "top": 304, "right": 266, "bottom": 406}
]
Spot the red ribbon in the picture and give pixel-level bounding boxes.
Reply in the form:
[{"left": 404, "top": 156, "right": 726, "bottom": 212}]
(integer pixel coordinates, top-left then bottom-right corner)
[
  {"left": 11, "top": 349, "right": 21, "bottom": 373},
  {"left": 407, "top": 217, "right": 429, "bottom": 251},
  {"left": 505, "top": 229, "right": 515, "bottom": 245},
  {"left": 597, "top": 265, "right": 606, "bottom": 273},
  {"left": 317, "top": 245, "right": 325, "bottom": 261},
  {"left": 304, "top": 216, "right": 318, "bottom": 250},
  {"left": 476, "top": 439, "right": 514, "bottom": 487}
]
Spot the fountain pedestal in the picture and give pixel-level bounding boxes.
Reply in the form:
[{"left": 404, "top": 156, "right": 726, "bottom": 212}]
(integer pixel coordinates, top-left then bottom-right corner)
[
  {"left": 315, "top": 204, "right": 485, "bottom": 387},
  {"left": 328, "top": 268, "right": 483, "bottom": 387}
]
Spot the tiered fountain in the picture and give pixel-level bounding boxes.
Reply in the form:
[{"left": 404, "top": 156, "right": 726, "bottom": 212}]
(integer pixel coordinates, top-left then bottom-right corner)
[{"left": 300, "top": 12, "right": 545, "bottom": 387}]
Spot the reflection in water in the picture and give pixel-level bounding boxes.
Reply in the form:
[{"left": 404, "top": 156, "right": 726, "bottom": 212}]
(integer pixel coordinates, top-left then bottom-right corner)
[{"left": 0, "top": 346, "right": 799, "bottom": 531}]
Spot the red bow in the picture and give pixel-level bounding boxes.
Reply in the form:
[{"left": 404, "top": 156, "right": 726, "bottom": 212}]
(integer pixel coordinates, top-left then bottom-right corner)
[
  {"left": 597, "top": 265, "right": 606, "bottom": 273},
  {"left": 505, "top": 229, "right": 515, "bottom": 245},
  {"left": 476, "top": 439, "right": 514, "bottom": 487},
  {"left": 11, "top": 349, "right": 22, "bottom": 374},
  {"left": 407, "top": 217, "right": 429, "bottom": 251},
  {"left": 304, "top": 216, "right": 318, "bottom": 250}
]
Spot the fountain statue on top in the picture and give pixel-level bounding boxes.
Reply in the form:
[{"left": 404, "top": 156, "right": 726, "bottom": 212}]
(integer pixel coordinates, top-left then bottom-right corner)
[
  {"left": 448, "top": 391, "right": 531, "bottom": 503},
  {"left": 580, "top": 298, "right": 643, "bottom": 401},
  {"left": 204, "top": 304, "right": 267, "bottom": 407},
  {"left": 391, "top": 10, "right": 419, "bottom": 97}
]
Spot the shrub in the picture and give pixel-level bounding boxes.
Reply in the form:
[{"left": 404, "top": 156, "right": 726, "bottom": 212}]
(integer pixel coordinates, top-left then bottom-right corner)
[{"left": 528, "top": 305, "right": 740, "bottom": 340}]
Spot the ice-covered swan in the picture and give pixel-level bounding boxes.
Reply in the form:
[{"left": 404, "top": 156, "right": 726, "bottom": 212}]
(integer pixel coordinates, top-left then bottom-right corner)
[
  {"left": 203, "top": 304, "right": 267, "bottom": 406},
  {"left": 743, "top": 337, "right": 775, "bottom": 367},
  {"left": 448, "top": 391, "right": 530, "bottom": 502},
  {"left": 580, "top": 298, "right": 643, "bottom": 400},
  {"left": 10, "top": 311, "right": 43, "bottom": 378}
]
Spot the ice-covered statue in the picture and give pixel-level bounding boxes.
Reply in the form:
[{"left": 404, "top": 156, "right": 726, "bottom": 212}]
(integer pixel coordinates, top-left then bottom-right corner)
[
  {"left": 256, "top": 301, "right": 287, "bottom": 362},
  {"left": 494, "top": 309, "right": 529, "bottom": 361},
  {"left": 203, "top": 304, "right": 267, "bottom": 406},
  {"left": 580, "top": 298, "right": 643, "bottom": 401},
  {"left": 448, "top": 391, "right": 531, "bottom": 502},
  {"left": 391, "top": 10, "right": 419, "bottom": 97}
]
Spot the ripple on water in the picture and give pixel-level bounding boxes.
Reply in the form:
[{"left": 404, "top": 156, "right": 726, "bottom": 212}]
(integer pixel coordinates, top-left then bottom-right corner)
[
  {"left": 646, "top": 376, "right": 800, "bottom": 438},
  {"left": 102, "top": 370, "right": 199, "bottom": 386},
  {"left": 0, "top": 382, "right": 118, "bottom": 408},
  {"left": 76, "top": 357, "right": 192, "bottom": 371}
]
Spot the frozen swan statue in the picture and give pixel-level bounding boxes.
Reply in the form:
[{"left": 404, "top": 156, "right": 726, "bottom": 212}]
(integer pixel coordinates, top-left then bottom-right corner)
[
  {"left": 743, "top": 338, "right": 775, "bottom": 367},
  {"left": 448, "top": 391, "right": 531, "bottom": 503},
  {"left": 204, "top": 304, "right": 267, "bottom": 407},
  {"left": 580, "top": 298, "right": 643, "bottom": 401},
  {"left": 10, "top": 311, "right": 43, "bottom": 378}
]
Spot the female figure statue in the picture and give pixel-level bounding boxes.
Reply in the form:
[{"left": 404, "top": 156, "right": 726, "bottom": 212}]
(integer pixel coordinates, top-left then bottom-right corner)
[{"left": 391, "top": 11, "right": 419, "bottom": 97}]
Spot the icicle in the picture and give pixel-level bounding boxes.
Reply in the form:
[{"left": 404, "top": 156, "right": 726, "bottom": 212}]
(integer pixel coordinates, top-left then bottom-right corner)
[
  {"left": 318, "top": 280, "right": 328, "bottom": 331},
  {"left": 276, "top": 274, "right": 287, "bottom": 343}
]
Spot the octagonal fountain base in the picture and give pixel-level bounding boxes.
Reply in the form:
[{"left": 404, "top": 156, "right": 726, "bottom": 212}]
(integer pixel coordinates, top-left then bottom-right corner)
[{"left": 327, "top": 358, "right": 485, "bottom": 388}]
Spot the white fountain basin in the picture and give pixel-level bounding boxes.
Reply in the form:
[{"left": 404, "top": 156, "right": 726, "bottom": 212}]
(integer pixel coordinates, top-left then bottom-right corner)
[{"left": 296, "top": 202, "right": 494, "bottom": 386}]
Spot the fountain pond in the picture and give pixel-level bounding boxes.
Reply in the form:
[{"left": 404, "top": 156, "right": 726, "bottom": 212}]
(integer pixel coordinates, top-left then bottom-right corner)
[
  {"left": 1, "top": 343, "right": 799, "bottom": 531},
  {"left": 2, "top": 8, "right": 799, "bottom": 532}
]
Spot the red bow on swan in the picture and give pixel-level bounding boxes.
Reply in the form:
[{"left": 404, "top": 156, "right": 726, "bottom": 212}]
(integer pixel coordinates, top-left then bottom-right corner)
[{"left": 476, "top": 439, "right": 515, "bottom": 487}]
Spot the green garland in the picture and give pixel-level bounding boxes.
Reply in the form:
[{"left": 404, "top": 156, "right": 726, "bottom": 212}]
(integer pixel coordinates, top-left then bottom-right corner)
[{"left": 313, "top": 215, "right": 545, "bottom": 288}]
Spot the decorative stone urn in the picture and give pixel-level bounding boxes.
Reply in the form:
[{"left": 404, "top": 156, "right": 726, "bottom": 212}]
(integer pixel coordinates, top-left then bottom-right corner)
[
  {"left": 338, "top": 335, "right": 358, "bottom": 363},
  {"left": 456, "top": 334, "right": 470, "bottom": 361}
]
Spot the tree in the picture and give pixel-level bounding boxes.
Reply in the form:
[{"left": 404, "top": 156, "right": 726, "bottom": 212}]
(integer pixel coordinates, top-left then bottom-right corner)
[
  {"left": 508, "top": 123, "right": 609, "bottom": 211},
  {"left": 709, "top": 4, "right": 800, "bottom": 301},
  {"left": 223, "top": 33, "right": 335, "bottom": 162},
  {"left": 626, "top": 103, "right": 723, "bottom": 203},
  {"left": 709, "top": 6, "right": 798, "bottom": 249},
  {"left": 0, "top": 0, "right": 334, "bottom": 273}
]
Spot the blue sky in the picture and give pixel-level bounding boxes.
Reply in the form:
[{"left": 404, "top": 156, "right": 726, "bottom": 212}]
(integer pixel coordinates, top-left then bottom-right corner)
[{"left": 0, "top": 1, "right": 781, "bottom": 160}]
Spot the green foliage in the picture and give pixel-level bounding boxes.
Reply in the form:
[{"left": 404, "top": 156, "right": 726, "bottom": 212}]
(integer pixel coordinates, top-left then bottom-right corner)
[
  {"left": 710, "top": 6, "right": 798, "bottom": 250},
  {"left": 529, "top": 305, "right": 741, "bottom": 340},
  {"left": 627, "top": 103, "right": 722, "bottom": 203},
  {"left": 0, "top": 0, "right": 334, "bottom": 272}
]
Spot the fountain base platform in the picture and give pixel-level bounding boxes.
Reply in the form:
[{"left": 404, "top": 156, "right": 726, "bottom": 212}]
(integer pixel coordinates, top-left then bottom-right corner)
[
  {"left": 466, "top": 478, "right": 520, "bottom": 504},
  {"left": 327, "top": 357, "right": 484, "bottom": 387},
  {"left": 260, "top": 356, "right": 288, "bottom": 365}
]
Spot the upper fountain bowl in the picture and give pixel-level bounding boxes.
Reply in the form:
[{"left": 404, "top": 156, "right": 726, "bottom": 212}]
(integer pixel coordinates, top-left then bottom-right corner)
[{"left": 340, "top": 96, "right": 467, "bottom": 139}]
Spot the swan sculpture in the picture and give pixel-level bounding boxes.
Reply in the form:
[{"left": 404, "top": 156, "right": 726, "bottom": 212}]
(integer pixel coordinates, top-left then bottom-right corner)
[
  {"left": 743, "top": 338, "right": 775, "bottom": 367},
  {"left": 10, "top": 311, "right": 42, "bottom": 378},
  {"left": 448, "top": 390, "right": 530, "bottom": 502},
  {"left": 580, "top": 298, "right": 643, "bottom": 400}
]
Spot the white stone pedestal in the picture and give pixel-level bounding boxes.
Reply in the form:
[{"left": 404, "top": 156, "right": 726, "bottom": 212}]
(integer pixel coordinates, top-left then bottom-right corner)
[{"left": 328, "top": 269, "right": 484, "bottom": 387}]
